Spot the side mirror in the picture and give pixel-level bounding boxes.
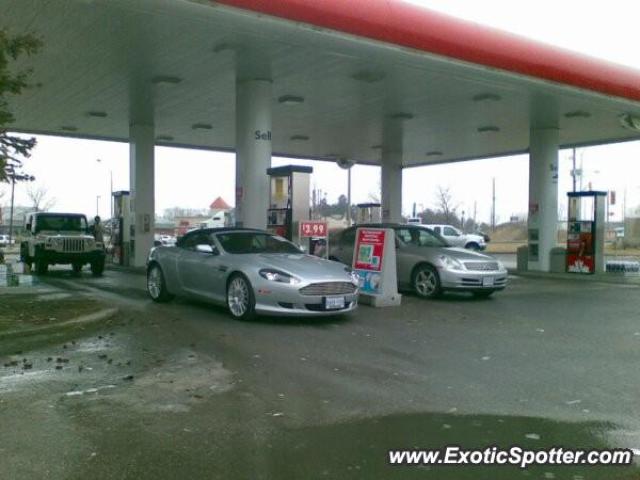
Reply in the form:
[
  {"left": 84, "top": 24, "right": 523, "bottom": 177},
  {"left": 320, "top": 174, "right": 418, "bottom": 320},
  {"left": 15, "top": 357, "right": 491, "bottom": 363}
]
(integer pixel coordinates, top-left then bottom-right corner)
[{"left": 196, "top": 244, "right": 218, "bottom": 255}]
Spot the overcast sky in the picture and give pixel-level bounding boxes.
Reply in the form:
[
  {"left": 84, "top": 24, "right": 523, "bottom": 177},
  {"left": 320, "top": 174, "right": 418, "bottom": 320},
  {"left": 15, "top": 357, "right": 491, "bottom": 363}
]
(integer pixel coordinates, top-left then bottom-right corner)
[{"left": 2, "top": 0, "right": 640, "bottom": 224}]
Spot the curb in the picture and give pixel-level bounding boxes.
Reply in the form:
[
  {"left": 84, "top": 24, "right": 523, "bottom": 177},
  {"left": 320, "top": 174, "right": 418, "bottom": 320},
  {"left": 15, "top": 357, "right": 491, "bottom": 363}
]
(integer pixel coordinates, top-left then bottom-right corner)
[
  {"left": 508, "top": 269, "right": 640, "bottom": 286},
  {"left": 0, "top": 307, "right": 119, "bottom": 341}
]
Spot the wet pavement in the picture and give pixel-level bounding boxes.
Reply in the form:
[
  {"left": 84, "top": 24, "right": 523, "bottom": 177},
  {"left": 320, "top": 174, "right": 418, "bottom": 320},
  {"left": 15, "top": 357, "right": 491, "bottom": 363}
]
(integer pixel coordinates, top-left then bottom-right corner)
[{"left": 1, "top": 267, "right": 640, "bottom": 479}]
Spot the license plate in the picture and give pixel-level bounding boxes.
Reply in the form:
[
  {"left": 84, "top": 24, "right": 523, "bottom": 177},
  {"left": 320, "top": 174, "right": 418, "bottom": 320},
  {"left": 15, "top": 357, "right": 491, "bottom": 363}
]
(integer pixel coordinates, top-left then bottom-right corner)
[
  {"left": 482, "top": 277, "right": 494, "bottom": 287},
  {"left": 324, "top": 296, "right": 345, "bottom": 310}
]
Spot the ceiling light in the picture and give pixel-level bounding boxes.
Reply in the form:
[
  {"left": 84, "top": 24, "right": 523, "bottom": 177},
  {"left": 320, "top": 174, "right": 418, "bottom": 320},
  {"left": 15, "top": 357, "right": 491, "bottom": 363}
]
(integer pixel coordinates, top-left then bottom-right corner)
[
  {"left": 156, "top": 135, "right": 174, "bottom": 142},
  {"left": 278, "top": 95, "right": 304, "bottom": 105},
  {"left": 60, "top": 125, "right": 78, "bottom": 132},
  {"left": 151, "top": 75, "right": 182, "bottom": 85},
  {"left": 619, "top": 113, "right": 640, "bottom": 132},
  {"left": 426, "top": 151, "right": 443, "bottom": 156},
  {"left": 192, "top": 123, "right": 212, "bottom": 130},
  {"left": 477, "top": 125, "right": 500, "bottom": 133},
  {"left": 564, "top": 110, "right": 591, "bottom": 119},
  {"left": 351, "top": 70, "right": 386, "bottom": 83},
  {"left": 290, "top": 135, "right": 309, "bottom": 141},
  {"left": 389, "top": 112, "right": 414, "bottom": 120},
  {"left": 473, "top": 93, "right": 501, "bottom": 102},
  {"left": 87, "top": 111, "right": 107, "bottom": 118}
]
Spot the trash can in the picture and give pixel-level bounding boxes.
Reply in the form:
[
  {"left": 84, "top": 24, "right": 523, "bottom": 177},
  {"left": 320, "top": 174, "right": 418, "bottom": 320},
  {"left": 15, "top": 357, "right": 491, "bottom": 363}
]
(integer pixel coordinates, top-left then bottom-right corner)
[
  {"left": 549, "top": 247, "right": 567, "bottom": 273},
  {"left": 516, "top": 246, "right": 528, "bottom": 272}
]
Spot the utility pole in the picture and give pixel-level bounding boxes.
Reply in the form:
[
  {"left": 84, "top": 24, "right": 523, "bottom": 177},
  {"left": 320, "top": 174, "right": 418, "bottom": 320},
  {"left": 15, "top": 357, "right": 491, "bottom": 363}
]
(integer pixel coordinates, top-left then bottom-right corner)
[
  {"left": 571, "top": 148, "right": 577, "bottom": 192},
  {"left": 346, "top": 168, "right": 352, "bottom": 225},
  {"left": 491, "top": 177, "right": 496, "bottom": 231},
  {"left": 7, "top": 171, "right": 36, "bottom": 244},
  {"left": 623, "top": 187, "right": 627, "bottom": 225}
]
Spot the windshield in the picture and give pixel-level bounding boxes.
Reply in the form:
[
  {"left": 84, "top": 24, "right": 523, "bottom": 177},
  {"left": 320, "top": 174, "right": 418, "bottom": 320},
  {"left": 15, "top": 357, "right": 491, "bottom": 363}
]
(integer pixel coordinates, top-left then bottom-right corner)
[
  {"left": 216, "top": 232, "right": 302, "bottom": 254},
  {"left": 34, "top": 215, "right": 87, "bottom": 233},
  {"left": 395, "top": 227, "right": 448, "bottom": 248}
]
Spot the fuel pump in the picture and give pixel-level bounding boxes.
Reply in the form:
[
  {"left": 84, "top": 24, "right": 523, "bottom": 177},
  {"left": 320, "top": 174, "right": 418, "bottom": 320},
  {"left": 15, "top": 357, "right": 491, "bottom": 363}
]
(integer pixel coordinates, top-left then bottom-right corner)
[
  {"left": 112, "top": 191, "right": 132, "bottom": 266},
  {"left": 566, "top": 191, "right": 606, "bottom": 274},
  {"left": 355, "top": 203, "right": 382, "bottom": 224},
  {"left": 266, "top": 165, "right": 312, "bottom": 246}
]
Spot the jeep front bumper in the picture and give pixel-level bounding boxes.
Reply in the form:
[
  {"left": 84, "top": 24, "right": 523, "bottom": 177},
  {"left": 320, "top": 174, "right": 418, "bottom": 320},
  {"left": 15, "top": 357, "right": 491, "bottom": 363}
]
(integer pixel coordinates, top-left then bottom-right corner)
[{"left": 36, "top": 249, "right": 105, "bottom": 265}]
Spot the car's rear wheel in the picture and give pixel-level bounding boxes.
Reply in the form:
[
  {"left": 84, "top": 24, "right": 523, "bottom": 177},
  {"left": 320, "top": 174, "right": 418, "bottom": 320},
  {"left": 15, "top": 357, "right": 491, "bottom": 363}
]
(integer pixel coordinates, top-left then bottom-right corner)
[
  {"left": 72, "top": 263, "right": 83, "bottom": 274},
  {"left": 226, "top": 273, "right": 256, "bottom": 320},
  {"left": 147, "top": 264, "right": 174, "bottom": 303},
  {"left": 412, "top": 264, "right": 442, "bottom": 299}
]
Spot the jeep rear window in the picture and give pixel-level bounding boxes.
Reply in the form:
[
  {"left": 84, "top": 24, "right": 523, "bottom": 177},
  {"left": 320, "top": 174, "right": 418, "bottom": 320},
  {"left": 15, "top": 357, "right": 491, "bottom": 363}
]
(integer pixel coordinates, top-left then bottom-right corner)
[{"left": 35, "top": 215, "right": 87, "bottom": 233}]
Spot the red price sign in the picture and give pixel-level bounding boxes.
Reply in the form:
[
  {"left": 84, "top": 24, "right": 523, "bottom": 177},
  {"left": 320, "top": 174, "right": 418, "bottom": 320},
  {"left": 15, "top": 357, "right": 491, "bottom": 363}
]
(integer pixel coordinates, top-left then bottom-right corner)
[
  {"left": 299, "top": 221, "right": 328, "bottom": 238},
  {"left": 353, "top": 229, "right": 386, "bottom": 272}
]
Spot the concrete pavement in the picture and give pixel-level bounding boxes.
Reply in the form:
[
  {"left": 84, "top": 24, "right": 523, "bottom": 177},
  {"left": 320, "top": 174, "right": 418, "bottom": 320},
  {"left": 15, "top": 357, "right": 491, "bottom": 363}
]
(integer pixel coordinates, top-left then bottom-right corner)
[{"left": 1, "top": 267, "right": 639, "bottom": 479}]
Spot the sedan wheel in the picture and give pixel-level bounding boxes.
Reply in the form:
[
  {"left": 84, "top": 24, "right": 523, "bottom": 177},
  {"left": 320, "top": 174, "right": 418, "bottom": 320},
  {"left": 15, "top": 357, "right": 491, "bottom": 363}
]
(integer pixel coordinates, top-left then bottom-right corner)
[
  {"left": 147, "top": 264, "right": 174, "bottom": 303},
  {"left": 413, "top": 264, "right": 442, "bottom": 299},
  {"left": 227, "top": 274, "right": 255, "bottom": 320}
]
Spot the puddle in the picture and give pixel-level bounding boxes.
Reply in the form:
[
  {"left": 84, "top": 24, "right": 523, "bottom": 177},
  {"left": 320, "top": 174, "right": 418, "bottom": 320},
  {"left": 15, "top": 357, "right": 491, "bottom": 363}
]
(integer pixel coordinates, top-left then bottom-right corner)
[{"left": 264, "top": 412, "right": 639, "bottom": 480}]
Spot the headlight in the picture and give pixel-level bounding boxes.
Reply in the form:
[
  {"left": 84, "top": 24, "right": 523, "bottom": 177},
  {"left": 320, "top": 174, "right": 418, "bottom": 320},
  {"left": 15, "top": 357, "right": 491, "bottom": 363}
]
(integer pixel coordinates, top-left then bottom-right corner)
[
  {"left": 497, "top": 260, "right": 506, "bottom": 271},
  {"left": 259, "top": 269, "right": 300, "bottom": 285},
  {"left": 344, "top": 266, "right": 360, "bottom": 285},
  {"left": 349, "top": 270, "right": 360, "bottom": 285},
  {"left": 439, "top": 255, "right": 465, "bottom": 271}
]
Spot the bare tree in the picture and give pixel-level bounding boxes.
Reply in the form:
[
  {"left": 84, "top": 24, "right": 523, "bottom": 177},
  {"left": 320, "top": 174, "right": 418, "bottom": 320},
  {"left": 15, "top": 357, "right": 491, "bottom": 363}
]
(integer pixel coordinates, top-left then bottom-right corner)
[
  {"left": 26, "top": 185, "right": 56, "bottom": 212},
  {"left": 434, "top": 186, "right": 459, "bottom": 224},
  {"left": 367, "top": 179, "right": 381, "bottom": 204}
]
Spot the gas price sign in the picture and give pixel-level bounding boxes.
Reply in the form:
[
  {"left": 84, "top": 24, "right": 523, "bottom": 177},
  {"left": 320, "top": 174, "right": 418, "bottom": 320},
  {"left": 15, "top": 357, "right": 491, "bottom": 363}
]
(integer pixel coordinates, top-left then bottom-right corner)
[{"left": 299, "top": 221, "right": 328, "bottom": 238}]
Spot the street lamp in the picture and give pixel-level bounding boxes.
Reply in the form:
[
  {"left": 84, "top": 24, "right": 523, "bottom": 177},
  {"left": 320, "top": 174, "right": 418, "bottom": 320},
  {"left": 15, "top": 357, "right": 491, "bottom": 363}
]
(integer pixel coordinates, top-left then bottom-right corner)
[
  {"left": 96, "top": 158, "right": 113, "bottom": 220},
  {"left": 7, "top": 170, "right": 36, "bottom": 244}
]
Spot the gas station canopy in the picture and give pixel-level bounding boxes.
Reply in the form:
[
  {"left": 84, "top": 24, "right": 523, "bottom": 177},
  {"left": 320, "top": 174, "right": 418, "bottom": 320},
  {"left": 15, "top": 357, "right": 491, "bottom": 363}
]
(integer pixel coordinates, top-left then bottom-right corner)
[{"left": 5, "top": 0, "right": 640, "bottom": 166}]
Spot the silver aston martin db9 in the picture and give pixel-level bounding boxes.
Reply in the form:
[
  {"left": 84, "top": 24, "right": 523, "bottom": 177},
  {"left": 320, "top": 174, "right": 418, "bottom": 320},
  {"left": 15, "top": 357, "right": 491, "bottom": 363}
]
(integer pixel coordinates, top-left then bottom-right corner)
[{"left": 146, "top": 228, "right": 359, "bottom": 319}]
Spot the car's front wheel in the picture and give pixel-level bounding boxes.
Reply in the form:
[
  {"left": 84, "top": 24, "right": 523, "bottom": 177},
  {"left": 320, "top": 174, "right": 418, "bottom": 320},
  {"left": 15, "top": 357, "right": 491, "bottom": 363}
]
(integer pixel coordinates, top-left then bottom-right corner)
[
  {"left": 147, "top": 264, "right": 174, "bottom": 303},
  {"left": 226, "top": 273, "right": 256, "bottom": 320},
  {"left": 465, "top": 242, "right": 481, "bottom": 251},
  {"left": 412, "top": 264, "right": 442, "bottom": 299}
]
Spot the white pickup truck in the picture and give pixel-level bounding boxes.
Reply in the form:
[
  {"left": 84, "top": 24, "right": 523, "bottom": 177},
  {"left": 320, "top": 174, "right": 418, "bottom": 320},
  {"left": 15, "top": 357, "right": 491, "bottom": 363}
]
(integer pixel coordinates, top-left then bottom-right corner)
[{"left": 425, "top": 224, "right": 487, "bottom": 251}]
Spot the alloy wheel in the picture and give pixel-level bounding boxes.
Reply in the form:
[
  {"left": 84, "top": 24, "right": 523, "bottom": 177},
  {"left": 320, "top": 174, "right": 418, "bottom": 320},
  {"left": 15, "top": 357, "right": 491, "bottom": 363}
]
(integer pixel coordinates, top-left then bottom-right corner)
[
  {"left": 147, "top": 266, "right": 162, "bottom": 300},
  {"left": 228, "top": 277, "right": 250, "bottom": 317},
  {"left": 415, "top": 269, "right": 438, "bottom": 297}
]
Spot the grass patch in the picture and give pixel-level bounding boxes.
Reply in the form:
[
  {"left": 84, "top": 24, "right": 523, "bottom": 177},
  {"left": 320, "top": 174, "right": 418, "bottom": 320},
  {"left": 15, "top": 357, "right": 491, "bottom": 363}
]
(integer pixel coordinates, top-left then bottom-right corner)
[{"left": 0, "top": 294, "right": 104, "bottom": 334}]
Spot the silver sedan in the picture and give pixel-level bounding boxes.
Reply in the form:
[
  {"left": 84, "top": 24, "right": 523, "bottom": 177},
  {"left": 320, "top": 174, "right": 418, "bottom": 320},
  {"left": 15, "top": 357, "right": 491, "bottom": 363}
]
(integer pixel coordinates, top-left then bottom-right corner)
[
  {"left": 328, "top": 223, "right": 508, "bottom": 299},
  {"left": 146, "top": 228, "right": 359, "bottom": 319}
]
